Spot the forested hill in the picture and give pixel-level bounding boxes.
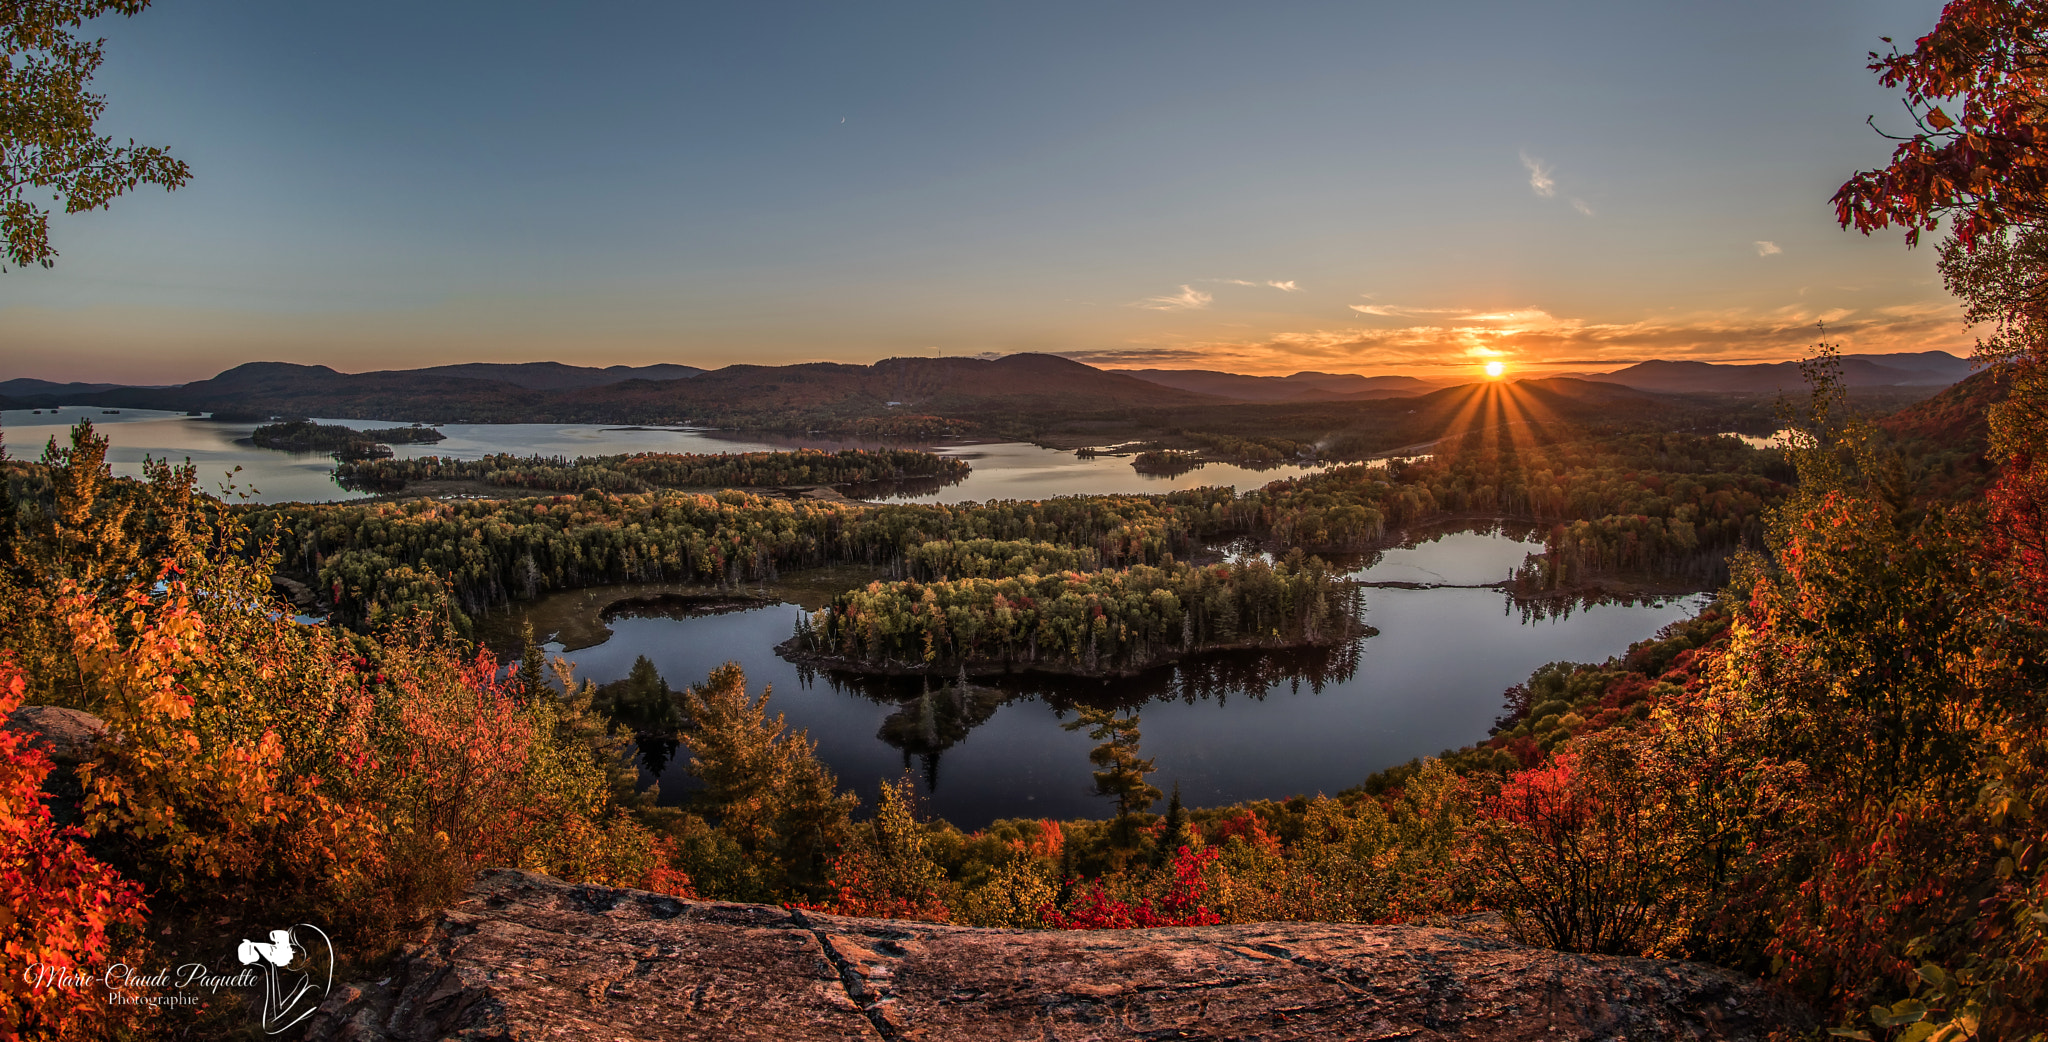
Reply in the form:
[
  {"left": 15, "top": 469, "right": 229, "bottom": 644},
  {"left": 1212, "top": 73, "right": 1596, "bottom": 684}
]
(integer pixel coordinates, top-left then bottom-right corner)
[
  {"left": 1112, "top": 368, "right": 1437, "bottom": 401},
  {"left": 7, "top": 352, "right": 1967, "bottom": 431},
  {"left": 13, "top": 353, "right": 1221, "bottom": 428},
  {"left": 1584, "top": 351, "right": 1970, "bottom": 394},
  {"left": 3, "top": 354, "right": 1806, "bottom": 459}
]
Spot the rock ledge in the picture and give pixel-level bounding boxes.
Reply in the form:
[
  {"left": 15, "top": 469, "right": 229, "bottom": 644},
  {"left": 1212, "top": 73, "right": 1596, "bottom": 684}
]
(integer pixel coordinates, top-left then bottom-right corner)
[{"left": 307, "top": 869, "right": 1809, "bottom": 1041}]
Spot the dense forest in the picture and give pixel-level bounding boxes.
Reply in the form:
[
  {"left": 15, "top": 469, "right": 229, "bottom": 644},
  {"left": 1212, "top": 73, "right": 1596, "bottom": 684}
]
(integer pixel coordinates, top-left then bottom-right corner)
[
  {"left": 332, "top": 447, "right": 968, "bottom": 495},
  {"left": 793, "top": 552, "right": 1358, "bottom": 675},
  {"left": 245, "top": 430, "right": 1780, "bottom": 634}
]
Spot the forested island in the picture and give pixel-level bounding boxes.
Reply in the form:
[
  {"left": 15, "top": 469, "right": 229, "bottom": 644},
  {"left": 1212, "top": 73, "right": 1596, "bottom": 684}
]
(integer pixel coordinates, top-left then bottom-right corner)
[
  {"left": 785, "top": 553, "right": 1361, "bottom": 677},
  {"left": 249, "top": 419, "right": 446, "bottom": 460},
  {"left": 331, "top": 446, "right": 969, "bottom": 495},
  {"left": 1129, "top": 449, "right": 1205, "bottom": 475}
]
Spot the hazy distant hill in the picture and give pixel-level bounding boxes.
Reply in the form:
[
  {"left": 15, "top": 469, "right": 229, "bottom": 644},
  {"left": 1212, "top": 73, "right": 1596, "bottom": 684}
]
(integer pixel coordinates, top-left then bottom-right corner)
[
  {"left": 1587, "top": 351, "right": 1972, "bottom": 394},
  {"left": 1879, "top": 365, "right": 2008, "bottom": 443},
  {"left": 551, "top": 354, "right": 1223, "bottom": 423},
  {"left": 399, "top": 361, "right": 702, "bottom": 390},
  {"left": 0, "top": 378, "right": 130, "bottom": 397},
  {"left": 1113, "top": 369, "right": 1436, "bottom": 402},
  {"left": 13, "top": 352, "right": 1803, "bottom": 450},
  {"left": 49, "top": 353, "right": 1220, "bottom": 426},
  {"left": 78, "top": 362, "right": 554, "bottom": 419}
]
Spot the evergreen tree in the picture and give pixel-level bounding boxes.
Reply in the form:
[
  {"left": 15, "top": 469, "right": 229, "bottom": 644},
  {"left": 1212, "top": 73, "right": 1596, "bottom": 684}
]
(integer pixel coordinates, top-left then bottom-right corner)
[
  {"left": 515, "top": 620, "right": 551, "bottom": 703},
  {"left": 594, "top": 655, "right": 682, "bottom": 733},
  {"left": 675, "top": 663, "right": 856, "bottom": 899},
  {"left": 1155, "top": 782, "right": 1191, "bottom": 867},
  {"left": 1063, "top": 706, "right": 1161, "bottom": 848}
]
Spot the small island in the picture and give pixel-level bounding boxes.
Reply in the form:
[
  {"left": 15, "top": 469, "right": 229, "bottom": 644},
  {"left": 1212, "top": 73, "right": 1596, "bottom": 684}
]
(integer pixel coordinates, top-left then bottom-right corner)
[
  {"left": 1130, "top": 449, "right": 1207, "bottom": 475},
  {"left": 250, "top": 419, "right": 446, "bottom": 460},
  {"left": 781, "top": 554, "right": 1366, "bottom": 678}
]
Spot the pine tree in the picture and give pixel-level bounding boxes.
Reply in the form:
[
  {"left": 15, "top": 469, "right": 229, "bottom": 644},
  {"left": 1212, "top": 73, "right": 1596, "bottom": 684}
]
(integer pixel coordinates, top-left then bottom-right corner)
[
  {"left": 675, "top": 663, "right": 856, "bottom": 899},
  {"left": 1155, "top": 781, "right": 1191, "bottom": 867},
  {"left": 516, "top": 620, "right": 550, "bottom": 703},
  {"left": 1063, "top": 706, "right": 1161, "bottom": 849}
]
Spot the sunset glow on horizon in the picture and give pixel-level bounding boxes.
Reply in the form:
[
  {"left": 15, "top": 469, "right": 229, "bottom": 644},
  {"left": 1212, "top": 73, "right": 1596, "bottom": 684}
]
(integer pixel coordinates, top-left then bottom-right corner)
[{"left": 0, "top": 0, "right": 1965, "bottom": 385}]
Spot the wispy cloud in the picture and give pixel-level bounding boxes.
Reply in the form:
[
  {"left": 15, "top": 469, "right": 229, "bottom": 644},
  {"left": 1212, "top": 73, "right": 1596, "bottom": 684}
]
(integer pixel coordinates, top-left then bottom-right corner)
[
  {"left": 1217, "top": 278, "right": 1302, "bottom": 292},
  {"left": 1520, "top": 152, "right": 1594, "bottom": 216},
  {"left": 1349, "top": 302, "right": 1467, "bottom": 318},
  {"left": 1755, "top": 240, "right": 1782, "bottom": 257},
  {"left": 1135, "top": 285, "right": 1212, "bottom": 311},
  {"left": 1520, "top": 151, "right": 1556, "bottom": 198}
]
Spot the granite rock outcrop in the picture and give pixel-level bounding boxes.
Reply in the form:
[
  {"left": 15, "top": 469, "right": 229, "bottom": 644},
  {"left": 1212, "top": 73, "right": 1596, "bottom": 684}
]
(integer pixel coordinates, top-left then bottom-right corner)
[{"left": 305, "top": 869, "right": 1809, "bottom": 1041}]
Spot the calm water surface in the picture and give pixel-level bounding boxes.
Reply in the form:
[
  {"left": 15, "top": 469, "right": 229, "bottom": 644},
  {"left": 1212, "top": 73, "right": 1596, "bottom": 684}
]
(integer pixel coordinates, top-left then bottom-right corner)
[
  {"left": 519, "top": 530, "right": 1704, "bottom": 828},
  {"left": 8, "top": 405, "right": 1701, "bottom": 825},
  {"left": 0, "top": 409, "right": 1322, "bottom": 504}
]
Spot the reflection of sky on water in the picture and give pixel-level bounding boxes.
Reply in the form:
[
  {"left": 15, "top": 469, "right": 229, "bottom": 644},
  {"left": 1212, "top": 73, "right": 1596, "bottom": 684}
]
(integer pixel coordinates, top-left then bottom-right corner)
[
  {"left": 1720, "top": 429, "right": 1796, "bottom": 451},
  {"left": 4, "top": 410, "right": 1323, "bottom": 505},
  {"left": 535, "top": 540, "right": 1707, "bottom": 828},
  {"left": 881, "top": 442, "right": 1322, "bottom": 504},
  {"left": 1348, "top": 528, "right": 1546, "bottom": 587},
  {"left": 3, "top": 408, "right": 349, "bottom": 503}
]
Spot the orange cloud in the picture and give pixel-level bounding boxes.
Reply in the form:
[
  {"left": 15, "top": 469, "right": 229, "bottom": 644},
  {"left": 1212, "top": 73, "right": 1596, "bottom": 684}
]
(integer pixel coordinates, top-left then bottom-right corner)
[{"left": 1066, "top": 300, "right": 1974, "bottom": 375}]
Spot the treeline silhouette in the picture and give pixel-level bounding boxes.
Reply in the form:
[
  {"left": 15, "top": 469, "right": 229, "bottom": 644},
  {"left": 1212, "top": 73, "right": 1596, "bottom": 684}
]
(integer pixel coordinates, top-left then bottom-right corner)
[{"left": 333, "top": 447, "right": 968, "bottom": 495}]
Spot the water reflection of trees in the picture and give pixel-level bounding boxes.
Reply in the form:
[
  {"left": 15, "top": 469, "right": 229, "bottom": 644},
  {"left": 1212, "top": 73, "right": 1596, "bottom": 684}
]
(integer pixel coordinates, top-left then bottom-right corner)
[
  {"left": 1223, "top": 518, "right": 1548, "bottom": 578},
  {"left": 1502, "top": 588, "right": 1703, "bottom": 624},
  {"left": 636, "top": 734, "right": 681, "bottom": 779},
  {"left": 842, "top": 471, "right": 971, "bottom": 501},
  {"left": 600, "top": 595, "right": 765, "bottom": 624},
  {"left": 797, "top": 637, "right": 1365, "bottom": 793}
]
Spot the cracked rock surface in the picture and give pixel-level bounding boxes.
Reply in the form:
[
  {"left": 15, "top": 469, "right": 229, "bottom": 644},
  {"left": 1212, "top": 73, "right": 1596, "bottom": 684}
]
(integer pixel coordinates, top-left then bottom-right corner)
[{"left": 305, "top": 868, "right": 1809, "bottom": 1041}]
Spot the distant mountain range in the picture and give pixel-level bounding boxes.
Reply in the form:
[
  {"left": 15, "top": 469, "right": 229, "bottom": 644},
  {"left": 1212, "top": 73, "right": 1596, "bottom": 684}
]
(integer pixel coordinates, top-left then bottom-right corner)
[
  {"left": 399, "top": 361, "right": 703, "bottom": 390},
  {"left": 1581, "top": 351, "right": 1972, "bottom": 394},
  {"left": 0, "top": 354, "right": 1219, "bottom": 425},
  {"left": 0, "top": 351, "right": 1972, "bottom": 432},
  {"left": 0, "top": 378, "right": 134, "bottom": 397},
  {"left": 1113, "top": 369, "right": 1437, "bottom": 401}
]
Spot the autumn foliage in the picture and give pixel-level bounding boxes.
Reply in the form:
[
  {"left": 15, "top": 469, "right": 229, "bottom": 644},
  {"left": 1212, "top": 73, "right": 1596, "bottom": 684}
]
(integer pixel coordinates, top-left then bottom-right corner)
[
  {"left": 0, "top": 659, "right": 148, "bottom": 1042},
  {"left": 0, "top": 426, "right": 689, "bottom": 1035}
]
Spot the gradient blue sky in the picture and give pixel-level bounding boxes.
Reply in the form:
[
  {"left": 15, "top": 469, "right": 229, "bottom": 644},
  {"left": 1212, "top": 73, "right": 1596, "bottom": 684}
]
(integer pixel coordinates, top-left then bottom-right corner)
[{"left": 0, "top": 0, "right": 1970, "bottom": 384}]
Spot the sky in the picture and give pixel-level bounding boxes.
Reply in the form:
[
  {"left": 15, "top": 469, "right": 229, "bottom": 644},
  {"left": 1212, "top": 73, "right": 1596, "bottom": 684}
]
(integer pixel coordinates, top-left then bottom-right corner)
[{"left": 0, "top": 0, "right": 1975, "bottom": 384}]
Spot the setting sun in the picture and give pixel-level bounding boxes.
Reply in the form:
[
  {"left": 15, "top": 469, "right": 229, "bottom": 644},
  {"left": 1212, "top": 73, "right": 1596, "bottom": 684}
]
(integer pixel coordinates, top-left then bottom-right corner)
[{"left": 1484, "top": 361, "right": 1506, "bottom": 378}]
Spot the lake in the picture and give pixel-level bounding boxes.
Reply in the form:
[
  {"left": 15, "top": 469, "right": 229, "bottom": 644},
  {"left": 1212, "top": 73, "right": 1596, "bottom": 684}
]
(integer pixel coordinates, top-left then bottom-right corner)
[
  {"left": 7, "top": 407, "right": 1711, "bottom": 827},
  {"left": 505, "top": 527, "right": 1706, "bottom": 829},
  {"left": 0, "top": 408, "right": 1325, "bottom": 505}
]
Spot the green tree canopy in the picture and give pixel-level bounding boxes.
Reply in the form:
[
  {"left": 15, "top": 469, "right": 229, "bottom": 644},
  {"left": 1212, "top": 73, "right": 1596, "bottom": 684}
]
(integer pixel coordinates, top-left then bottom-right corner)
[{"left": 2, "top": 0, "right": 190, "bottom": 269}]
